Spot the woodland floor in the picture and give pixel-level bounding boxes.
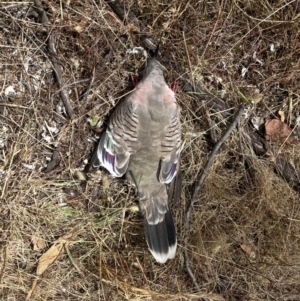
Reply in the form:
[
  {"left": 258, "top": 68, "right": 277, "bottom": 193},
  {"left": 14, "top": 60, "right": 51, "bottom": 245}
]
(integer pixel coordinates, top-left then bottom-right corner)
[{"left": 1, "top": 0, "right": 300, "bottom": 300}]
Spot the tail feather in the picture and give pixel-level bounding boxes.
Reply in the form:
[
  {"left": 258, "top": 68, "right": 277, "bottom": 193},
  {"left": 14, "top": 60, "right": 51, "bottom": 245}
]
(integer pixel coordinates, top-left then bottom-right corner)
[{"left": 143, "top": 210, "right": 176, "bottom": 264}]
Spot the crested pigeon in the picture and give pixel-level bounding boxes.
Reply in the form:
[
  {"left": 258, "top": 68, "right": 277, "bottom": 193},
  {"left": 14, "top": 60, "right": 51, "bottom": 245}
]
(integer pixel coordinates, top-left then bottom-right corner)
[{"left": 92, "top": 46, "right": 181, "bottom": 264}]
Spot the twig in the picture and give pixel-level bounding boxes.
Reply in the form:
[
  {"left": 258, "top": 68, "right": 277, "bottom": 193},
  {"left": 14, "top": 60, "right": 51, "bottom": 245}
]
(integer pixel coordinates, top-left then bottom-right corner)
[
  {"left": 80, "top": 67, "right": 96, "bottom": 102},
  {"left": 33, "top": 0, "right": 74, "bottom": 118},
  {"left": 0, "top": 103, "right": 29, "bottom": 109},
  {"left": 0, "top": 246, "right": 7, "bottom": 284},
  {"left": 65, "top": 245, "right": 82, "bottom": 275},
  {"left": 202, "top": 100, "right": 217, "bottom": 144},
  {"left": 1, "top": 143, "right": 19, "bottom": 199},
  {"left": 184, "top": 105, "right": 245, "bottom": 291}
]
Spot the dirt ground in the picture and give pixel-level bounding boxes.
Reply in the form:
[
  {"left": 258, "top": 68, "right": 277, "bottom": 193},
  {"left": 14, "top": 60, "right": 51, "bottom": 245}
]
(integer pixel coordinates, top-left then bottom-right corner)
[{"left": 1, "top": 0, "right": 300, "bottom": 300}]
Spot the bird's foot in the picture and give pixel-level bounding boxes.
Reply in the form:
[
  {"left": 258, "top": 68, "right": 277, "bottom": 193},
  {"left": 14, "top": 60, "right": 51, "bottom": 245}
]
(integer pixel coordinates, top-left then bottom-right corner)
[
  {"left": 131, "top": 70, "right": 139, "bottom": 87},
  {"left": 170, "top": 79, "right": 178, "bottom": 93}
]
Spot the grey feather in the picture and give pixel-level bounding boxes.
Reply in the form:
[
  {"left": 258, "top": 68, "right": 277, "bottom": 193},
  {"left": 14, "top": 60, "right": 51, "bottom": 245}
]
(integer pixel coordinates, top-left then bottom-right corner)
[{"left": 92, "top": 50, "right": 181, "bottom": 263}]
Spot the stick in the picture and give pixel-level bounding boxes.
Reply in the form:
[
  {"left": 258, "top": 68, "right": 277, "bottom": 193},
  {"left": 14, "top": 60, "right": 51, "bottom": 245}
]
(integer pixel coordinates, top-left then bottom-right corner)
[
  {"left": 184, "top": 105, "right": 245, "bottom": 291},
  {"left": 33, "top": 0, "right": 74, "bottom": 118},
  {"left": 80, "top": 67, "right": 96, "bottom": 102}
]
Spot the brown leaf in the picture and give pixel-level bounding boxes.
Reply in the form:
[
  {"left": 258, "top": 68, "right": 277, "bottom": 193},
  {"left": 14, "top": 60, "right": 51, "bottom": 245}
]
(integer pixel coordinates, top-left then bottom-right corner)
[
  {"left": 252, "top": 93, "right": 263, "bottom": 104},
  {"left": 58, "top": 230, "right": 79, "bottom": 242},
  {"left": 31, "top": 236, "right": 46, "bottom": 251},
  {"left": 36, "top": 229, "right": 81, "bottom": 276},
  {"left": 240, "top": 244, "right": 256, "bottom": 259},
  {"left": 265, "top": 119, "right": 297, "bottom": 145},
  {"left": 71, "top": 19, "right": 88, "bottom": 34},
  {"left": 36, "top": 242, "right": 63, "bottom": 276}
]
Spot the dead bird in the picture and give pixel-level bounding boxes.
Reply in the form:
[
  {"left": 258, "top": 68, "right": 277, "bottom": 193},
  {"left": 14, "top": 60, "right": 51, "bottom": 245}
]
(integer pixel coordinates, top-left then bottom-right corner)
[{"left": 92, "top": 46, "right": 181, "bottom": 263}]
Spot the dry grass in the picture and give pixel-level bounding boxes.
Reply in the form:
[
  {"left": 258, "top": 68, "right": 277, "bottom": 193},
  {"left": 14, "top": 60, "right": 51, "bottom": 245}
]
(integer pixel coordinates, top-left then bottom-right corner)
[{"left": 1, "top": 0, "right": 300, "bottom": 300}]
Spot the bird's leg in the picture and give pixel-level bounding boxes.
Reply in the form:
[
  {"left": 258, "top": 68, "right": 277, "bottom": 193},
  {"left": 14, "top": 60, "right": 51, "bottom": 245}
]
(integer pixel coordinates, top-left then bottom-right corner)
[
  {"left": 170, "top": 79, "right": 178, "bottom": 93},
  {"left": 131, "top": 70, "right": 139, "bottom": 87}
]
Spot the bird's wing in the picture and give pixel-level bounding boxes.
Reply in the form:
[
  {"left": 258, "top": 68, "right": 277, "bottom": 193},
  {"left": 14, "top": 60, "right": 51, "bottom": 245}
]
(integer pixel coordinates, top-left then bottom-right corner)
[
  {"left": 92, "top": 99, "right": 140, "bottom": 177},
  {"left": 167, "top": 159, "right": 182, "bottom": 205},
  {"left": 158, "top": 97, "right": 181, "bottom": 185}
]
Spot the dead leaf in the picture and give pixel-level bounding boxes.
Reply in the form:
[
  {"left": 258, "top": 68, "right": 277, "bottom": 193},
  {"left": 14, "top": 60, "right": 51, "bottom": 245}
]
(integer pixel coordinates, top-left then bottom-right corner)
[
  {"left": 27, "top": 229, "right": 81, "bottom": 299},
  {"left": 240, "top": 244, "right": 256, "bottom": 259},
  {"left": 31, "top": 236, "right": 46, "bottom": 251},
  {"left": 36, "top": 229, "right": 81, "bottom": 276},
  {"left": 36, "top": 242, "right": 64, "bottom": 276},
  {"left": 252, "top": 93, "right": 263, "bottom": 104},
  {"left": 265, "top": 119, "right": 297, "bottom": 145},
  {"left": 58, "top": 229, "right": 81, "bottom": 242},
  {"left": 71, "top": 18, "right": 88, "bottom": 34}
]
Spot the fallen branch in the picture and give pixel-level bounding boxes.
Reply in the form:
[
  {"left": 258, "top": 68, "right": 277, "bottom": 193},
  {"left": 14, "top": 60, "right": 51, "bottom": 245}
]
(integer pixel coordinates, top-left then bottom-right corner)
[
  {"left": 33, "top": 0, "right": 74, "bottom": 118},
  {"left": 184, "top": 105, "right": 245, "bottom": 291}
]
